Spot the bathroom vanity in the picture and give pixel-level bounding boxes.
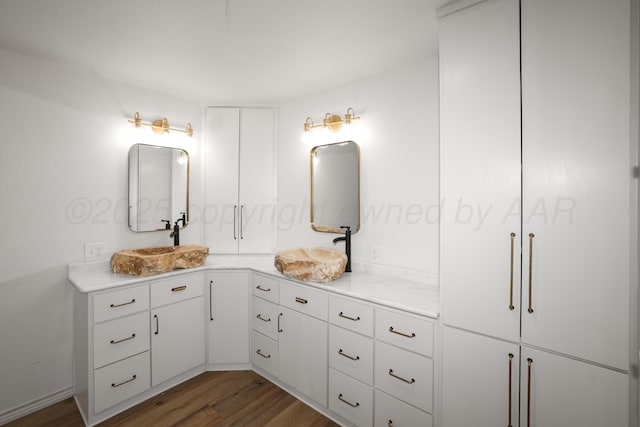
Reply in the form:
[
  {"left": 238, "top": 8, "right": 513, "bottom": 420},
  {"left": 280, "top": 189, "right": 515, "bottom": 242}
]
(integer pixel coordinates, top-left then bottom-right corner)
[{"left": 69, "top": 256, "right": 439, "bottom": 427}]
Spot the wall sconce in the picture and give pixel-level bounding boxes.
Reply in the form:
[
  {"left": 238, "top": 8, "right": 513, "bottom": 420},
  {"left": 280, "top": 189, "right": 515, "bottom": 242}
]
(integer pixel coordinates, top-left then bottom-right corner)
[
  {"left": 129, "top": 112, "right": 194, "bottom": 137},
  {"left": 304, "top": 107, "right": 361, "bottom": 133}
]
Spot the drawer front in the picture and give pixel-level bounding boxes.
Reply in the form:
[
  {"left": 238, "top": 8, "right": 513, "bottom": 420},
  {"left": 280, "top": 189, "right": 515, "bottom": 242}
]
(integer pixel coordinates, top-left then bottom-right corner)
[
  {"left": 150, "top": 274, "right": 204, "bottom": 308},
  {"left": 252, "top": 273, "right": 279, "bottom": 303},
  {"left": 329, "top": 296, "right": 374, "bottom": 337},
  {"left": 251, "top": 296, "right": 280, "bottom": 340},
  {"left": 279, "top": 280, "right": 328, "bottom": 321},
  {"left": 93, "top": 351, "right": 150, "bottom": 413},
  {"left": 251, "top": 331, "right": 278, "bottom": 377},
  {"left": 375, "top": 341, "right": 433, "bottom": 413},
  {"left": 329, "top": 368, "right": 373, "bottom": 427},
  {"left": 329, "top": 325, "right": 374, "bottom": 385},
  {"left": 374, "top": 390, "right": 433, "bottom": 427},
  {"left": 375, "top": 308, "right": 434, "bottom": 357},
  {"left": 93, "top": 285, "right": 149, "bottom": 323},
  {"left": 93, "top": 311, "right": 150, "bottom": 368}
]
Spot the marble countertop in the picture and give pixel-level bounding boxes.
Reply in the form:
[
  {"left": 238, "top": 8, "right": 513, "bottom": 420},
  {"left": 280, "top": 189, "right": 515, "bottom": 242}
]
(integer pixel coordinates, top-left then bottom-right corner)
[{"left": 68, "top": 254, "right": 439, "bottom": 319}]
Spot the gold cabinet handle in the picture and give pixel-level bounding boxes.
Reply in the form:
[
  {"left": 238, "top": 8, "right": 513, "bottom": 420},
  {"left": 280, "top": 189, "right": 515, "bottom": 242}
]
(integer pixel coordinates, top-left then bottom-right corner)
[
  {"left": 110, "top": 333, "right": 136, "bottom": 345},
  {"left": 338, "top": 349, "right": 360, "bottom": 361},
  {"left": 171, "top": 285, "right": 187, "bottom": 292},
  {"left": 209, "top": 280, "right": 214, "bottom": 321},
  {"left": 527, "top": 358, "right": 533, "bottom": 427},
  {"left": 278, "top": 313, "right": 283, "bottom": 333},
  {"left": 154, "top": 314, "right": 159, "bottom": 335},
  {"left": 256, "top": 349, "right": 271, "bottom": 359},
  {"left": 240, "top": 205, "right": 244, "bottom": 240},
  {"left": 111, "top": 374, "right": 137, "bottom": 388},
  {"left": 233, "top": 205, "right": 237, "bottom": 240},
  {"left": 339, "top": 311, "right": 361, "bottom": 321},
  {"left": 256, "top": 314, "right": 271, "bottom": 322},
  {"left": 338, "top": 393, "right": 359, "bottom": 408},
  {"left": 509, "top": 233, "right": 516, "bottom": 311},
  {"left": 528, "top": 233, "right": 535, "bottom": 313},
  {"left": 110, "top": 299, "right": 135, "bottom": 308},
  {"left": 389, "top": 326, "right": 415, "bottom": 339},
  {"left": 256, "top": 285, "right": 271, "bottom": 292},
  {"left": 295, "top": 297, "right": 308, "bottom": 304},
  {"left": 388, "top": 369, "right": 415, "bottom": 384},
  {"left": 508, "top": 353, "right": 514, "bottom": 427}
]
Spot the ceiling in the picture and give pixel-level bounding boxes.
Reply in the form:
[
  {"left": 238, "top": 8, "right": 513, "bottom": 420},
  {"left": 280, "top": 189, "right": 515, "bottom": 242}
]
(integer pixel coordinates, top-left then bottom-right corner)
[{"left": 0, "top": 0, "right": 444, "bottom": 105}]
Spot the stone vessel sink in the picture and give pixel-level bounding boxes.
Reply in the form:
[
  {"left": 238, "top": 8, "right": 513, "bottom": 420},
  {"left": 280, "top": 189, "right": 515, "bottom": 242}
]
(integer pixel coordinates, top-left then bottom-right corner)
[
  {"left": 111, "top": 245, "right": 209, "bottom": 276},
  {"left": 274, "top": 247, "right": 348, "bottom": 283}
]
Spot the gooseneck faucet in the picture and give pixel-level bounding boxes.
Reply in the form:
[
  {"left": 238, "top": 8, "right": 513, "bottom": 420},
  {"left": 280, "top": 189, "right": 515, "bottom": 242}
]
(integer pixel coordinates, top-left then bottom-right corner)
[
  {"left": 332, "top": 225, "right": 352, "bottom": 273},
  {"left": 170, "top": 212, "right": 186, "bottom": 246}
]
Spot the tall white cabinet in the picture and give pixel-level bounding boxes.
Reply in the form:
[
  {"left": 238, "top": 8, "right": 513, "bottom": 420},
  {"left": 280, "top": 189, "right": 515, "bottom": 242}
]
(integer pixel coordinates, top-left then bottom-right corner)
[
  {"left": 204, "top": 107, "right": 275, "bottom": 254},
  {"left": 439, "top": 0, "right": 631, "bottom": 425}
]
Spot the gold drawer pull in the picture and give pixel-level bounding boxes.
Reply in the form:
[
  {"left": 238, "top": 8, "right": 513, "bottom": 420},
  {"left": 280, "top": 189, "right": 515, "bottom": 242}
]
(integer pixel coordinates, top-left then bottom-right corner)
[
  {"left": 111, "top": 374, "right": 137, "bottom": 388},
  {"left": 338, "top": 349, "right": 360, "bottom": 361},
  {"left": 389, "top": 326, "right": 416, "bottom": 339},
  {"left": 110, "top": 333, "right": 136, "bottom": 344},
  {"left": 256, "top": 314, "right": 271, "bottom": 322},
  {"left": 389, "top": 369, "right": 415, "bottom": 384},
  {"left": 110, "top": 299, "right": 135, "bottom": 308},
  {"left": 256, "top": 349, "right": 271, "bottom": 359},
  {"left": 528, "top": 233, "right": 535, "bottom": 313},
  {"left": 295, "top": 297, "right": 308, "bottom": 304},
  {"left": 339, "top": 311, "right": 361, "bottom": 321},
  {"left": 338, "top": 393, "right": 359, "bottom": 408},
  {"left": 171, "top": 285, "right": 187, "bottom": 292},
  {"left": 256, "top": 285, "right": 271, "bottom": 292},
  {"left": 509, "top": 233, "right": 516, "bottom": 311}
]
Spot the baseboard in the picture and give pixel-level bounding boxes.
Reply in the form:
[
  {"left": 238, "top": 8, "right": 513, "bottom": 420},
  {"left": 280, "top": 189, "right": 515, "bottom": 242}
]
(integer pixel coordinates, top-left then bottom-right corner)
[{"left": 0, "top": 386, "right": 74, "bottom": 425}]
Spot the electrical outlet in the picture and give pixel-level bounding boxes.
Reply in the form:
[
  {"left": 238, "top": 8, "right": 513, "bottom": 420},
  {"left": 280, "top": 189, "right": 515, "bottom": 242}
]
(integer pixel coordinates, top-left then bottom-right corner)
[
  {"left": 85, "top": 242, "right": 107, "bottom": 261},
  {"left": 371, "top": 245, "right": 386, "bottom": 263}
]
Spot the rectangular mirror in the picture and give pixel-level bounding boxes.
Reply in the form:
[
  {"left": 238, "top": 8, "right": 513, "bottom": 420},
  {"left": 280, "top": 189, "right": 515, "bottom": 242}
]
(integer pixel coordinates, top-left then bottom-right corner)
[
  {"left": 310, "top": 140, "right": 360, "bottom": 233},
  {"left": 128, "top": 143, "right": 189, "bottom": 232}
]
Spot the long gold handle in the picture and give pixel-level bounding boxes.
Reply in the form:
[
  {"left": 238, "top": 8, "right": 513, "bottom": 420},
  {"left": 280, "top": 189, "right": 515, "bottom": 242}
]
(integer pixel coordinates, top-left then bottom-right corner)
[
  {"left": 389, "top": 326, "right": 416, "bottom": 339},
  {"left": 508, "top": 353, "right": 514, "bottom": 427},
  {"left": 256, "top": 314, "right": 271, "bottom": 322},
  {"left": 209, "top": 280, "right": 214, "bottom": 321},
  {"left": 154, "top": 314, "right": 159, "bottom": 335},
  {"left": 256, "top": 349, "right": 271, "bottom": 359},
  {"left": 278, "top": 313, "right": 283, "bottom": 333},
  {"left": 295, "top": 297, "right": 308, "bottom": 304},
  {"left": 527, "top": 358, "right": 533, "bottom": 427},
  {"left": 388, "top": 369, "right": 415, "bottom": 384},
  {"left": 111, "top": 374, "right": 137, "bottom": 388},
  {"left": 233, "top": 205, "right": 237, "bottom": 240},
  {"left": 110, "top": 299, "right": 135, "bottom": 308},
  {"left": 339, "top": 312, "right": 361, "bottom": 321},
  {"left": 338, "top": 349, "right": 360, "bottom": 361},
  {"left": 256, "top": 285, "right": 271, "bottom": 292},
  {"left": 528, "top": 233, "right": 535, "bottom": 313},
  {"left": 338, "top": 393, "right": 360, "bottom": 408},
  {"left": 240, "top": 205, "right": 244, "bottom": 239},
  {"left": 110, "top": 333, "right": 136, "bottom": 344},
  {"left": 509, "top": 233, "right": 516, "bottom": 311},
  {"left": 171, "top": 285, "right": 187, "bottom": 292}
]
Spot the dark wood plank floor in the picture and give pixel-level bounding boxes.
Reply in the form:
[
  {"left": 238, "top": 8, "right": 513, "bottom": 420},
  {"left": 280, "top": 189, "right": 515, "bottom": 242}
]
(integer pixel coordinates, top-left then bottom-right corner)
[{"left": 6, "top": 371, "right": 340, "bottom": 427}]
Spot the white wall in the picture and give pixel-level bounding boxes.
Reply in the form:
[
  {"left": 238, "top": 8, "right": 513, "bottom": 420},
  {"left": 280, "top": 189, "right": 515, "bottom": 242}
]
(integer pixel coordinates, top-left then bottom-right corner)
[
  {"left": 0, "top": 48, "right": 203, "bottom": 419},
  {"left": 276, "top": 59, "right": 440, "bottom": 278}
]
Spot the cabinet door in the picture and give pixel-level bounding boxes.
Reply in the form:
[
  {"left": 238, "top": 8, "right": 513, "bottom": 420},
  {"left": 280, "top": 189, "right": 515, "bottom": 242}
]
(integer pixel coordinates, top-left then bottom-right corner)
[
  {"left": 520, "top": 346, "right": 627, "bottom": 427},
  {"left": 238, "top": 108, "right": 275, "bottom": 253},
  {"left": 439, "top": 0, "right": 522, "bottom": 342},
  {"left": 150, "top": 297, "right": 205, "bottom": 386},
  {"left": 278, "top": 306, "right": 328, "bottom": 406},
  {"left": 204, "top": 107, "right": 240, "bottom": 253},
  {"left": 520, "top": 0, "right": 630, "bottom": 370},
  {"left": 442, "top": 327, "right": 519, "bottom": 427},
  {"left": 207, "top": 271, "right": 250, "bottom": 365}
]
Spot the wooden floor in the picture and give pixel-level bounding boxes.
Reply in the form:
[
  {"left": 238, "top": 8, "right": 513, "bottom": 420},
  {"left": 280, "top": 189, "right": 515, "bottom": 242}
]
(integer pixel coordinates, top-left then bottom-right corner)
[{"left": 6, "top": 371, "right": 339, "bottom": 427}]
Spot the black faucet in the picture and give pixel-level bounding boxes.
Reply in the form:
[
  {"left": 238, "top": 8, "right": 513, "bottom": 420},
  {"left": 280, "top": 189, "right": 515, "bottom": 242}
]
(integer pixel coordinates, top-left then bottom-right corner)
[
  {"left": 332, "top": 225, "right": 352, "bottom": 273},
  {"left": 170, "top": 212, "right": 186, "bottom": 246}
]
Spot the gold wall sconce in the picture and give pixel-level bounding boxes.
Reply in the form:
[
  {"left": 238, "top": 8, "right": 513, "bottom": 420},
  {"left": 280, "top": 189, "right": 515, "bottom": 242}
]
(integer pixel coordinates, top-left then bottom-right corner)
[
  {"left": 129, "top": 112, "right": 194, "bottom": 137},
  {"left": 304, "top": 107, "right": 361, "bottom": 133}
]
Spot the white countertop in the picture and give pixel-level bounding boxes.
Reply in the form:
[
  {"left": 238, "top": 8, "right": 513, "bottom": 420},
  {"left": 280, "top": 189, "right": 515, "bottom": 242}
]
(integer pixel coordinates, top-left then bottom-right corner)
[{"left": 68, "top": 254, "right": 440, "bottom": 319}]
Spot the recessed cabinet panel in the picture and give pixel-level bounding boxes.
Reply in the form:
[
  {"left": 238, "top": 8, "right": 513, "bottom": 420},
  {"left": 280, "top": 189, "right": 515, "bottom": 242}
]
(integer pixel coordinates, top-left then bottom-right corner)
[
  {"left": 279, "top": 280, "right": 328, "bottom": 321},
  {"left": 251, "top": 273, "right": 279, "bottom": 303},
  {"left": 251, "top": 330, "right": 278, "bottom": 377},
  {"left": 93, "top": 351, "right": 150, "bottom": 414},
  {"left": 329, "top": 296, "right": 374, "bottom": 337},
  {"left": 328, "top": 368, "right": 373, "bottom": 427},
  {"left": 93, "top": 285, "right": 149, "bottom": 323},
  {"left": 375, "top": 309, "right": 433, "bottom": 357},
  {"left": 329, "top": 325, "right": 373, "bottom": 386},
  {"left": 251, "top": 296, "right": 279, "bottom": 340},
  {"left": 375, "top": 390, "right": 433, "bottom": 427},
  {"left": 93, "top": 311, "right": 150, "bottom": 369},
  {"left": 150, "top": 274, "right": 204, "bottom": 308}
]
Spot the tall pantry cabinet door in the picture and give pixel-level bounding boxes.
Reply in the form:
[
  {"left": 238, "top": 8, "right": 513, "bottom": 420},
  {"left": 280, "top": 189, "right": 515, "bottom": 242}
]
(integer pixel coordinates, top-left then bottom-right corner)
[
  {"left": 520, "top": 0, "right": 630, "bottom": 370},
  {"left": 439, "top": 0, "right": 521, "bottom": 342},
  {"left": 442, "top": 327, "right": 519, "bottom": 427},
  {"left": 204, "top": 107, "right": 241, "bottom": 253}
]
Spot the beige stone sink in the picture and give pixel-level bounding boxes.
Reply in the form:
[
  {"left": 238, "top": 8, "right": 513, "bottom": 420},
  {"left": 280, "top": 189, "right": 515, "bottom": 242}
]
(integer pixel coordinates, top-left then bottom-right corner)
[
  {"left": 111, "top": 245, "right": 209, "bottom": 276},
  {"left": 274, "top": 247, "right": 348, "bottom": 283}
]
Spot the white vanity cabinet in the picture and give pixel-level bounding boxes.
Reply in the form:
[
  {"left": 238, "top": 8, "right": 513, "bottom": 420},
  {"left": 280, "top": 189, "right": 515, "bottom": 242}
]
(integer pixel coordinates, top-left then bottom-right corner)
[{"left": 204, "top": 107, "right": 275, "bottom": 254}]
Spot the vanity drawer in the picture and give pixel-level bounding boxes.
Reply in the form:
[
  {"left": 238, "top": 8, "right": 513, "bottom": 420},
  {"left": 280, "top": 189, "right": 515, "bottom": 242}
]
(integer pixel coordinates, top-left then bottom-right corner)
[
  {"left": 375, "top": 308, "right": 434, "bottom": 357},
  {"left": 251, "top": 330, "right": 278, "bottom": 377},
  {"left": 329, "top": 368, "right": 373, "bottom": 427},
  {"left": 374, "top": 390, "right": 433, "bottom": 427},
  {"left": 375, "top": 341, "right": 433, "bottom": 413},
  {"left": 150, "top": 274, "right": 204, "bottom": 308},
  {"left": 329, "top": 325, "right": 373, "bottom": 385},
  {"left": 251, "top": 296, "right": 279, "bottom": 340},
  {"left": 93, "top": 311, "right": 150, "bottom": 369},
  {"left": 93, "top": 285, "right": 149, "bottom": 323},
  {"left": 252, "top": 273, "right": 279, "bottom": 303},
  {"left": 279, "top": 281, "right": 328, "bottom": 321},
  {"left": 93, "top": 351, "right": 150, "bottom": 413},
  {"left": 329, "top": 296, "right": 374, "bottom": 337}
]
